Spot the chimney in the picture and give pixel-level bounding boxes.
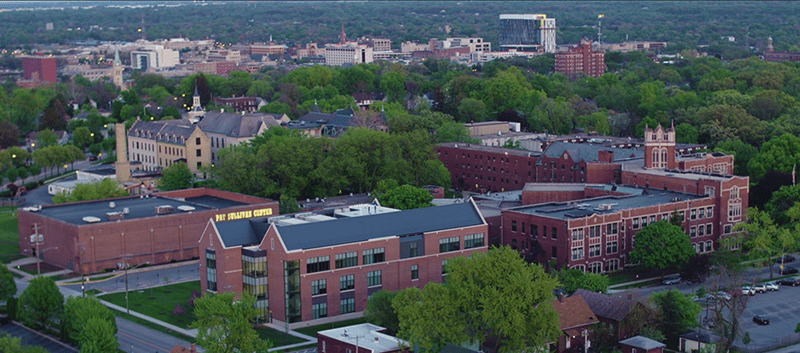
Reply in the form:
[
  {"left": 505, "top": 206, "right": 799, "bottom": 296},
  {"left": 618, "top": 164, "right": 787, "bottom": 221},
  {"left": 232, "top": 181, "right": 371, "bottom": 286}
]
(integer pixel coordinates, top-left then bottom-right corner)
[
  {"left": 375, "top": 337, "right": 379, "bottom": 342},
  {"left": 191, "top": 343, "right": 196, "bottom": 353},
  {"left": 558, "top": 294, "right": 564, "bottom": 302}
]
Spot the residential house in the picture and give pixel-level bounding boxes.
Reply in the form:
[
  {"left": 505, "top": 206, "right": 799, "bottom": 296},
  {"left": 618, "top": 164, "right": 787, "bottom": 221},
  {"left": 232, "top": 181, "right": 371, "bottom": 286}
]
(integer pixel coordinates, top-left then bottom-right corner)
[
  {"left": 620, "top": 336, "right": 666, "bottom": 353},
  {"left": 551, "top": 294, "right": 599, "bottom": 353},
  {"left": 573, "top": 289, "right": 655, "bottom": 340}
]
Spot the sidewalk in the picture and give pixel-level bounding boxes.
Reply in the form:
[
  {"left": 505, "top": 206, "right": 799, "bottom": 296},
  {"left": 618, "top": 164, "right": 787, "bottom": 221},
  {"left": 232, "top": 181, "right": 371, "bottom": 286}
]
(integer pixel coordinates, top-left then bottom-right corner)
[
  {"left": 98, "top": 298, "right": 199, "bottom": 338},
  {"left": 261, "top": 323, "right": 317, "bottom": 352}
]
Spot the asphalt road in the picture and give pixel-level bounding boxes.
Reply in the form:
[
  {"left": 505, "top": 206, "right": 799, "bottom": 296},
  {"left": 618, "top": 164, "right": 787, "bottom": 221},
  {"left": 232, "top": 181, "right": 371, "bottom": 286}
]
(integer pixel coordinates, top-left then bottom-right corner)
[{"left": 62, "top": 262, "right": 200, "bottom": 294}]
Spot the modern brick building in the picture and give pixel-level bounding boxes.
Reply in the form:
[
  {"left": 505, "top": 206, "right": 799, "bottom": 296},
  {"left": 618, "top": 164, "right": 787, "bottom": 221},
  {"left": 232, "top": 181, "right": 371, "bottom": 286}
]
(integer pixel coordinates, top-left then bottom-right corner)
[
  {"left": 555, "top": 39, "right": 606, "bottom": 79},
  {"left": 199, "top": 201, "right": 488, "bottom": 325},
  {"left": 17, "top": 188, "right": 277, "bottom": 275},
  {"left": 21, "top": 56, "right": 57, "bottom": 84}
]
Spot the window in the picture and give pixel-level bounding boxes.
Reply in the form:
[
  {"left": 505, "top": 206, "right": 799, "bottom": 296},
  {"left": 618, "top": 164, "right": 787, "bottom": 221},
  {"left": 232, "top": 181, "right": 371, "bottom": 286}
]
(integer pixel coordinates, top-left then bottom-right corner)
[
  {"left": 409, "top": 242, "right": 418, "bottom": 258},
  {"left": 606, "top": 241, "right": 618, "bottom": 254},
  {"left": 306, "top": 256, "right": 330, "bottom": 273},
  {"left": 439, "top": 237, "right": 460, "bottom": 253},
  {"left": 690, "top": 226, "right": 697, "bottom": 238},
  {"left": 205, "top": 250, "right": 216, "bottom": 291},
  {"left": 706, "top": 224, "right": 712, "bottom": 235},
  {"left": 552, "top": 227, "right": 558, "bottom": 240},
  {"left": 511, "top": 220, "right": 517, "bottom": 232},
  {"left": 552, "top": 246, "right": 558, "bottom": 259},
  {"left": 731, "top": 186, "right": 739, "bottom": 200},
  {"left": 411, "top": 264, "right": 418, "bottom": 280},
  {"left": 589, "top": 225, "right": 600, "bottom": 238},
  {"left": 588, "top": 262, "right": 602, "bottom": 274},
  {"left": 312, "top": 302, "right": 327, "bottom": 319},
  {"left": 649, "top": 215, "right": 656, "bottom": 224},
  {"left": 641, "top": 216, "right": 648, "bottom": 228},
  {"left": 335, "top": 252, "right": 358, "bottom": 269},
  {"left": 464, "top": 233, "right": 484, "bottom": 249},
  {"left": 196, "top": 137, "right": 201, "bottom": 145},
  {"left": 340, "top": 298, "right": 355, "bottom": 314},
  {"left": 196, "top": 149, "right": 201, "bottom": 157},
  {"left": 441, "top": 259, "right": 449, "bottom": 274},
  {"left": 606, "top": 223, "right": 618, "bottom": 234},
  {"left": 729, "top": 204, "right": 742, "bottom": 221},
  {"left": 698, "top": 224, "right": 705, "bottom": 237},
  {"left": 362, "top": 248, "right": 385, "bottom": 265},
  {"left": 705, "top": 241, "right": 713, "bottom": 252},
  {"left": 311, "top": 279, "right": 327, "bottom": 295},
  {"left": 724, "top": 224, "right": 732, "bottom": 234},
  {"left": 197, "top": 161, "right": 202, "bottom": 169},
  {"left": 589, "top": 244, "right": 601, "bottom": 257},
  {"left": 699, "top": 208, "right": 705, "bottom": 219},
  {"left": 691, "top": 209, "right": 697, "bottom": 220},
  {"left": 521, "top": 222, "right": 526, "bottom": 234},
  {"left": 511, "top": 239, "right": 517, "bottom": 250},
  {"left": 632, "top": 217, "right": 639, "bottom": 229},
  {"left": 572, "top": 229, "right": 584, "bottom": 241},
  {"left": 339, "top": 275, "right": 354, "bottom": 291},
  {"left": 707, "top": 206, "right": 713, "bottom": 218},
  {"left": 571, "top": 247, "right": 584, "bottom": 260},
  {"left": 367, "top": 270, "right": 382, "bottom": 287},
  {"left": 531, "top": 225, "right": 538, "bottom": 237}
]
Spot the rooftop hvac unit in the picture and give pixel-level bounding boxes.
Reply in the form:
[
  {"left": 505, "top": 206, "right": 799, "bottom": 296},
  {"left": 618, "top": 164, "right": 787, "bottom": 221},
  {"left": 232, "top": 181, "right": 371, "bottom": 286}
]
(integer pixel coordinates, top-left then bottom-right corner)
[
  {"left": 109, "top": 201, "right": 116, "bottom": 208},
  {"left": 155, "top": 205, "right": 174, "bottom": 215},
  {"left": 106, "top": 212, "right": 124, "bottom": 221}
]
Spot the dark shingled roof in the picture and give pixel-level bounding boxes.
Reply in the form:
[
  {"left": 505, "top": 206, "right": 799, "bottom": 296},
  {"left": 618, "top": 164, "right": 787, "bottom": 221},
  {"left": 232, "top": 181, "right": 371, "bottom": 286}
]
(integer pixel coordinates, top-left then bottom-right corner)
[
  {"left": 543, "top": 141, "right": 643, "bottom": 163},
  {"left": 128, "top": 119, "right": 198, "bottom": 144},
  {"left": 573, "top": 289, "right": 640, "bottom": 322},
  {"left": 215, "top": 202, "right": 485, "bottom": 250},
  {"left": 198, "top": 111, "right": 282, "bottom": 138}
]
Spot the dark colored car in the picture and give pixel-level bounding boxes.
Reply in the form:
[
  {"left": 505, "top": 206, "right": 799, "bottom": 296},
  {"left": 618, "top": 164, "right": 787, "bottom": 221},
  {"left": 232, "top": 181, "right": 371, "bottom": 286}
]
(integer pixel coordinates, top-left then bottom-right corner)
[
  {"left": 777, "top": 277, "right": 800, "bottom": 286},
  {"left": 779, "top": 255, "right": 796, "bottom": 263},
  {"left": 88, "top": 156, "right": 98, "bottom": 161},
  {"left": 780, "top": 267, "right": 799, "bottom": 275},
  {"left": 753, "top": 315, "right": 770, "bottom": 325}
]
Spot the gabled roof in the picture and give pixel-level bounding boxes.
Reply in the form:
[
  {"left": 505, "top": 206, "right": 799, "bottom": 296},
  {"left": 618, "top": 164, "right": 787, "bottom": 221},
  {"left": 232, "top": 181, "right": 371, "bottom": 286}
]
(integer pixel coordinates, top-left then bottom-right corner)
[
  {"left": 551, "top": 295, "right": 599, "bottom": 330},
  {"left": 197, "top": 112, "right": 281, "bottom": 138},
  {"left": 573, "top": 289, "right": 641, "bottom": 322},
  {"left": 543, "top": 141, "right": 643, "bottom": 163},
  {"left": 619, "top": 336, "right": 665, "bottom": 350},
  {"left": 128, "top": 119, "right": 195, "bottom": 142},
  {"left": 214, "top": 218, "right": 270, "bottom": 248}
]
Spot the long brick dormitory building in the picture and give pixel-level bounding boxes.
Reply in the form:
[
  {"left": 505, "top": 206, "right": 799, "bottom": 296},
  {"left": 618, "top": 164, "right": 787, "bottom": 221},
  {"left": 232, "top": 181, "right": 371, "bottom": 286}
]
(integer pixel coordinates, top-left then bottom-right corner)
[
  {"left": 437, "top": 123, "right": 749, "bottom": 273},
  {"left": 17, "top": 188, "right": 278, "bottom": 274}
]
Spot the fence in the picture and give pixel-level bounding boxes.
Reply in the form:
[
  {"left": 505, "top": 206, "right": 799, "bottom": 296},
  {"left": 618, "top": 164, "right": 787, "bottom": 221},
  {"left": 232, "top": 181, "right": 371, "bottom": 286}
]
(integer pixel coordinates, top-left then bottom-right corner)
[
  {"left": 0, "top": 198, "right": 25, "bottom": 207},
  {"left": 735, "top": 332, "right": 800, "bottom": 353}
]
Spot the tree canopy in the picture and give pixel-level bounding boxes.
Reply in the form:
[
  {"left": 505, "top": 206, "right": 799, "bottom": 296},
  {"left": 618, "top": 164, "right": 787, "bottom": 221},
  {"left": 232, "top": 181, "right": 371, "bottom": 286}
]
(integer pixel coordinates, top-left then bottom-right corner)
[
  {"left": 17, "top": 276, "right": 63, "bottom": 330},
  {"left": 52, "top": 178, "right": 127, "bottom": 204},
  {"left": 191, "top": 292, "right": 271, "bottom": 353},
  {"left": 629, "top": 221, "right": 694, "bottom": 273},
  {"left": 158, "top": 162, "right": 194, "bottom": 191}
]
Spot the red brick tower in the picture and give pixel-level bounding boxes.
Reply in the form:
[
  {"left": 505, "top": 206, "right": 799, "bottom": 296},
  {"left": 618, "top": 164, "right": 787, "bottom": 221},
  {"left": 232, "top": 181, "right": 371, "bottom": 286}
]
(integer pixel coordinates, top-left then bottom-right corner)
[{"left": 644, "top": 122, "right": 676, "bottom": 170}]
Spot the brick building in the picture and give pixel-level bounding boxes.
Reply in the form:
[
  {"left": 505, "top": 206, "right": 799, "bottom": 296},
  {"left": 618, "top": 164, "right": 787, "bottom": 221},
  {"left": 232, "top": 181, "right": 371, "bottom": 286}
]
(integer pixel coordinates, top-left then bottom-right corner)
[
  {"left": 198, "top": 201, "right": 488, "bottom": 325},
  {"left": 17, "top": 188, "right": 277, "bottom": 275},
  {"left": 21, "top": 56, "right": 57, "bottom": 84},
  {"left": 210, "top": 96, "right": 268, "bottom": 113},
  {"left": 551, "top": 294, "right": 599, "bottom": 353},
  {"left": 126, "top": 119, "right": 211, "bottom": 174},
  {"left": 317, "top": 323, "right": 408, "bottom": 353},
  {"left": 555, "top": 39, "right": 606, "bottom": 79},
  {"left": 438, "top": 123, "right": 748, "bottom": 272}
]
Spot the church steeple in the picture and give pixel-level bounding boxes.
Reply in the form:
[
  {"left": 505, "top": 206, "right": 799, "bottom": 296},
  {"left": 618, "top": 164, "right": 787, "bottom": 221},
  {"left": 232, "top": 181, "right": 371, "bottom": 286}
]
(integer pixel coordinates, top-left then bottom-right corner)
[
  {"left": 192, "top": 83, "right": 201, "bottom": 108},
  {"left": 188, "top": 80, "right": 205, "bottom": 122},
  {"left": 113, "top": 47, "right": 121, "bottom": 67}
]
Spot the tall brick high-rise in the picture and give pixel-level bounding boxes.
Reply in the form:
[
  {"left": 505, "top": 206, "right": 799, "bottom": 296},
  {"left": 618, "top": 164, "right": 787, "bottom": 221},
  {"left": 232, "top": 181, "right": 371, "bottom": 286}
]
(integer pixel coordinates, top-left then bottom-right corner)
[
  {"left": 21, "top": 56, "right": 57, "bottom": 84},
  {"left": 555, "top": 38, "right": 606, "bottom": 79}
]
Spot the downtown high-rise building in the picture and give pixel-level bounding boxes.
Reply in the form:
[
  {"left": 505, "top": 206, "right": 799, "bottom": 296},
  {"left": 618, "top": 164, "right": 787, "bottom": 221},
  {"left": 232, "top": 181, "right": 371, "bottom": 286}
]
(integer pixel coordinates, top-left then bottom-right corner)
[{"left": 499, "top": 14, "right": 556, "bottom": 53}]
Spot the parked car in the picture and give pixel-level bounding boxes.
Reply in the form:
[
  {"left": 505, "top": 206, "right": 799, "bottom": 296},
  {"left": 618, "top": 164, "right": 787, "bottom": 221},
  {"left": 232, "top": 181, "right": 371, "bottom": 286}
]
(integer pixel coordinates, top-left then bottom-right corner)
[
  {"left": 778, "top": 255, "right": 796, "bottom": 263},
  {"left": 740, "top": 286, "right": 756, "bottom": 296},
  {"left": 780, "top": 266, "right": 799, "bottom": 275},
  {"left": 662, "top": 276, "right": 681, "bottom": 285},
  {"left": 88, "top": 155, "right": 98, "bottom": 161},
  {"left": 765, "top": 282, "right": 780, "bottom": 291},
  {"left": 753, "top": 315, "right": 770, "bottom": 325},
  {"left": 752, "top": 283, "right": 767, "bottom": 293},
  {"left": 716, "top": 291, "right": 731, "bottom": 300},
  {"left": 777, "top": 277, "right": 800, "bottom": 286}
]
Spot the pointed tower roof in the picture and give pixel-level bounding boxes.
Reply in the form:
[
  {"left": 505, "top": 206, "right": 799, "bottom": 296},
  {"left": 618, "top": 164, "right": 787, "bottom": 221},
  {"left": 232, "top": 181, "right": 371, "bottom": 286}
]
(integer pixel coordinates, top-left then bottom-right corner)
[
  {"left": 311, "top": 99, "right": 320, "bottom": 113},
  {"left": 114, "top": 47, "right": 121, "bottom": 66},
  {"left": 193, "top": 81, "right": 200, "bottom": 97}
]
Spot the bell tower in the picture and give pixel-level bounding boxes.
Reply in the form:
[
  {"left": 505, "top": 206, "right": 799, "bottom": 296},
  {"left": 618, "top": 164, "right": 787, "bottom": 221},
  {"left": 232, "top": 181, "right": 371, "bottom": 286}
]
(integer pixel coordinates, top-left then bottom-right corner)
[{"left": 644, "top": 122, "right": 676, "bottom": 170}]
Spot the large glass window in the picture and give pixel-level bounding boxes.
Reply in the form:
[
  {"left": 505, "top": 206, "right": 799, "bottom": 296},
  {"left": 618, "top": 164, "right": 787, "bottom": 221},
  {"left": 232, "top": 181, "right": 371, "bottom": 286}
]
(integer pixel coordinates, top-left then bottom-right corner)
[
  {"left": 362, "top": 248, "right": 385, "bottom": 265},
  {"left": 311, "top": 279, "right": 327, "bottom": 295},
  {"left": 439, "top": 237, "right": 460, "bottom": 253},
  {"left": 205, "top": 250, "right": 216, "bottom": 292},
  {"left": 411, "top": 264, "right": 418, "bottom": 280},
  {"left": 339, "top": 275, "right": 354, "bottom": 291},
  {"left": 340, "top": 298, "right": 355, "bottom": 314},
  {"left": 283, "top": 260, "right": 301, "bottom": 323},
  {"left": 306, "top": 256, "right": 330, "bottom": 273},
  {"left": 367, "top": 270, "right": 382, "bottom": 287},
  {"left": 464, "top": 233, "right": 485, "bottom": 249},
  {"left": 335, "top": 252, "right": 358, "bottom": 269},
  {"left": 409, "top": 242, "right": 418, "bottom": 257},
  {"left": 312, "top": 303, "right": 327, "bottom": 319}
]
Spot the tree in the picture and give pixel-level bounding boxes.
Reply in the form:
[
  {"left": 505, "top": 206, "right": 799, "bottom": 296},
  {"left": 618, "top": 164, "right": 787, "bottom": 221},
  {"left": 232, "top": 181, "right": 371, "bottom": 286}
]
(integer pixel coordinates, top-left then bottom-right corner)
[
  {"left": 72, "top": 127, "right": 93, "bottom": 150},
  {"left": 191, "top": 292, "right": 271, "bottom": 353},
  {"left": 0, "top": 121, "right": 20, "bottom": 149},
  {"left": 0, "top": 332, "right": 48, "bottom": 353},
  {"left": 62, "top": 296, "right": 117, "bottom": 346},
  {"left": 765, "top": 185, "right": 800, "bottom": 226},
  {"left": 17, "top": 276, "right": 63, "bottom": 330},
  {"left": 158, "top": 162, "right": 193, "bottom": 191},
  {"left": 0, "top": 264, "right": 16, "bottom": 311},
  {"left": 629, "top": 221, "right": 694, "bottom": 275},
  {"left": 740, "top": 207, "right": 797, "bottom": 278},
  {"left": 557, "top": 269, "right": 610, "bottom": 294},
  {"left": 52, "top": 178, "right": 128, "bottom": 203},
  {"left": 706, "top": 244, "right": 749, "bottom": 353},
  {"left": 78, "top": 318, "right": 117, "bottom": 353},
  {"left": 748, "top": 133, "right": 800, "bottom": 182},
  {"left": 680, "top": 254, "right": 710, "bottom": 284},
  {"left": 364, "top": 290, "right": 399, "bottom": 335},
  {"left": 36, "top": 129, "right": 58, "bottom": 148},
  {"left": 394, "top": 246, "right": 561, "bottom": 353},
  {"left": 652, "top": 289, "right": 701, "bottom": 347},
  {"left": 376, "top": 184, "right": 433, "bottom": 210}
]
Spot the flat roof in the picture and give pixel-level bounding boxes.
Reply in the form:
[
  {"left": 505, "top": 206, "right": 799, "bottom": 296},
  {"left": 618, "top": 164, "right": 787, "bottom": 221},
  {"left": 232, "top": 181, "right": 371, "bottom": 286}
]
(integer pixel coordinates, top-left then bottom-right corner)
[
  {"left": 32, "top": 195, "right": 243, "bottom": 225},
  {"left": 318, "top": 323, "right": 407, "bottom": 353},
  {"left": 437, "top": 142, "right": 542, "bottom": 158},
  {"left": 620, "top": 159, "right": 735, "bottom": 182},
  {"left": 184, "top": 195, "right": 246, "bottom": 209},
  {"left": 509, "top": 187, "right": 705, "bottom": 221}
]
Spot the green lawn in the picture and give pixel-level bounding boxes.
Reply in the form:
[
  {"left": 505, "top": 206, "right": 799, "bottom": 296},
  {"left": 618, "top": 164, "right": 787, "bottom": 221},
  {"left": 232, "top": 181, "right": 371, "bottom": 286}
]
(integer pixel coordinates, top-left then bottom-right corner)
[
  {"left": 294, "top": 317, "right": 368, "bottom": 338},
  {"left": 112, "top": 309, "right": 195, "bottom": 342},
  {"left": 99, "top": 280, "right": 200, "bottom": 329},
  {"left": 0, "top": 207, "right": 22, "bottom": 263},
  {"left": 256, "top": 326, "right": 308, "bottom": 347}
]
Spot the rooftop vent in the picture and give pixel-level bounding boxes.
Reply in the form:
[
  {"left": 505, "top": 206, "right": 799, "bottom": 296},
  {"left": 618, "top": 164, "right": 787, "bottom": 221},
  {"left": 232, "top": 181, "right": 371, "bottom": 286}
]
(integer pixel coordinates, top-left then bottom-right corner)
[
  {"left": 106, "top": 212, "right": 124, "bottom": 221},
  {"left": 177, "top": 205, "right": 195, "bottom": 212},
  {"left": 82, "top": 216, "right": 101, "bottom": 223},
  {"left": 109, "top": 201, "right": 116, "bottom": 209},
  {"left": 155, "top": 205, "right": 174, "bottom": 215},
  {"left": 123, "top": 207, "right": 130, "bottom": 214}
]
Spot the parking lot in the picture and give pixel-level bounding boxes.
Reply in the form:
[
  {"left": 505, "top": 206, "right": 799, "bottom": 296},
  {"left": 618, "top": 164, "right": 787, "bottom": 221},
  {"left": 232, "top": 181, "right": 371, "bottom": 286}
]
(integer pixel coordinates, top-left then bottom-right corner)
[{"left": 707, "top": 282, "right": 800, "bottom": 349}]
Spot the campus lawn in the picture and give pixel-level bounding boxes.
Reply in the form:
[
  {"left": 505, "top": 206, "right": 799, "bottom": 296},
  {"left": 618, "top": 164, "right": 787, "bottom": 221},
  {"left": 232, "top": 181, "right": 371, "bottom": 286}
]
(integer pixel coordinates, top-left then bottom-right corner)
[
  {"left": 0, "top": 207, "right": 22, "bottom": 263},
  {"left": 100, "top": 280, "right": 200, "bottom": 329},
  {"left": 256, "top": 326, "right": 308, "bottom": 347}
]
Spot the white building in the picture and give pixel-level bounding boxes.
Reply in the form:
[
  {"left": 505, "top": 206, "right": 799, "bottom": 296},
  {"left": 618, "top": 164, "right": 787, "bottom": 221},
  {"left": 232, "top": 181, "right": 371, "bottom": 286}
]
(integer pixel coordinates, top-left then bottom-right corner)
[
  {"left": 130, "top": 46, "right": 180, "bottom": 70},
  {"left": 325, "top": 44, "right": 373, "bottom": 66}
]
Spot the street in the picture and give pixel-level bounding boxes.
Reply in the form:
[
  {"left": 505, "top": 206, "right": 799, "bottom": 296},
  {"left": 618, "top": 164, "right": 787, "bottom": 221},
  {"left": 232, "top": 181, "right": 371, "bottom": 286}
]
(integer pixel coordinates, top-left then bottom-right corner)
[{"left": 61, "top": 262, "right": 200, "bottom": 294}]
